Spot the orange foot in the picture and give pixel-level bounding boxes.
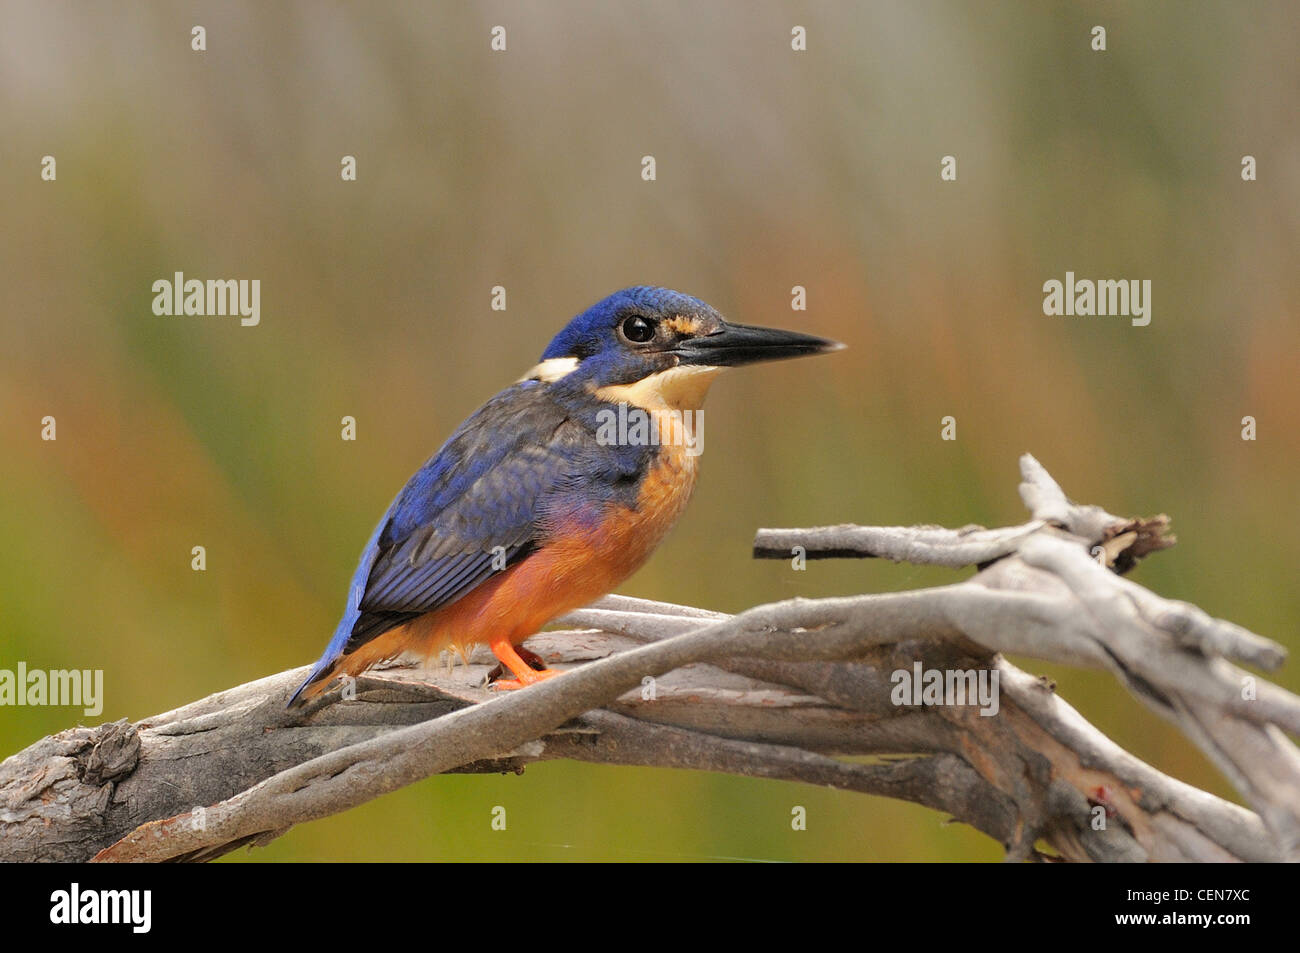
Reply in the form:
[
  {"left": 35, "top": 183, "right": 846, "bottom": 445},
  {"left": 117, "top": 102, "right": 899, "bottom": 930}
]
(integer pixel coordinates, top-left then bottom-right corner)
[
  {"left": 490, "top": 668, "right": 564, "bottom": 691},
  {"left": 486, "top": 637, "right": 564, "bottom": 690}
]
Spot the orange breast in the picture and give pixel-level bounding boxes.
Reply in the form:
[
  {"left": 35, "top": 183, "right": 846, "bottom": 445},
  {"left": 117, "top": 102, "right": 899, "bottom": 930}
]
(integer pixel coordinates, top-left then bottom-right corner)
[{"left": 336, "top": 442, "right": 702, "bottom": 677}]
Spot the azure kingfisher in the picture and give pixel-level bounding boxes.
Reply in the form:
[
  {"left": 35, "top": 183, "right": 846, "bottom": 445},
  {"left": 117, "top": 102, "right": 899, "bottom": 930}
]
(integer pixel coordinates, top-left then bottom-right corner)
[{"left": 288, "top": 286, "right": 841, "bottom": 707}]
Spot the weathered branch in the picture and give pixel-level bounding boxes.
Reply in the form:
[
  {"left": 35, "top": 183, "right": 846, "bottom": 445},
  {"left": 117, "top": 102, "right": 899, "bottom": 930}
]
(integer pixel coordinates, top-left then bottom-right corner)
[{"left": 1, "top": 455, "right": 1294, "bottom": 862}]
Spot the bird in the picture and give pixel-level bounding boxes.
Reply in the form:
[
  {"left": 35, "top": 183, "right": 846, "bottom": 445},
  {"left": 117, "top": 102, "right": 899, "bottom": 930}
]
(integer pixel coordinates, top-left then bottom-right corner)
[{"left": 288, "top": 286, "right": 842, "bottom": 707}]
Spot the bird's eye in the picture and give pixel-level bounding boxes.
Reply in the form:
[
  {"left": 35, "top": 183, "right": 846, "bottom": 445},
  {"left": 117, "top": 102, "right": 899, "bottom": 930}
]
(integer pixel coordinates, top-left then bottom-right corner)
[{"left": 619, "top": 315, "right": 657, "bottom": 344}]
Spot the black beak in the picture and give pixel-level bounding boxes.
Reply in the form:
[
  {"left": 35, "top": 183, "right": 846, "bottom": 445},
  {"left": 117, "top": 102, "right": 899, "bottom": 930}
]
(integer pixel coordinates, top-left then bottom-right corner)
[{"left": 674, "top": 321, "right": 844, "bottom": 368}]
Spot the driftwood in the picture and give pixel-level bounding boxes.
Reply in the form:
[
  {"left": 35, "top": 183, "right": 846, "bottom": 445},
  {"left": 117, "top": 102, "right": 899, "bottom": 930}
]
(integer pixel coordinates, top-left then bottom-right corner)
[{"left": 1, "top": 455, "right": 1296, "bottom": 862}]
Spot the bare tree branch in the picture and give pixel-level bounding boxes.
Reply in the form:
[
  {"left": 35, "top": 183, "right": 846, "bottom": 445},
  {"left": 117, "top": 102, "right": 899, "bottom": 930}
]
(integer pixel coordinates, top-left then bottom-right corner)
[{"left": 1, "top": 454, "right": 1293, "bottom": 862}]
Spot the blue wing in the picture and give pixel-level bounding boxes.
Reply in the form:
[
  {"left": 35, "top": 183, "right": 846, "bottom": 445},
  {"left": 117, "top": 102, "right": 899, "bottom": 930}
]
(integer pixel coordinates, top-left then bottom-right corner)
[{"left": 289, "top": 380, "right": 643, "bottom": 705}]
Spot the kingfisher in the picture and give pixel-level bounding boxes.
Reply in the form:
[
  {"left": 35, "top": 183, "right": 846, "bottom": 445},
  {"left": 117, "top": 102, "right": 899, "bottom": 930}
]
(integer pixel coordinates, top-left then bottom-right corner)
[{"left": 288, "top": 287, "right": 841, "bottom": 707}]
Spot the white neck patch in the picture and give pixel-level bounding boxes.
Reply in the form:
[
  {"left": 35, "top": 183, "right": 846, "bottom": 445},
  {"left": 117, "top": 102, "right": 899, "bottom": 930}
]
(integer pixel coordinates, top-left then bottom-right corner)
[{"left": 517, "top": 356, "right": 580, "bottom": 383}]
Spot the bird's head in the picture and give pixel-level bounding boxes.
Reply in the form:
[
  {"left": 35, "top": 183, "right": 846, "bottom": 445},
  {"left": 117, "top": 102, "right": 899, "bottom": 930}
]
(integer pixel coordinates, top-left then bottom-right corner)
[{"left": 524, "top": 286, "right": 843, "bottom": 410}]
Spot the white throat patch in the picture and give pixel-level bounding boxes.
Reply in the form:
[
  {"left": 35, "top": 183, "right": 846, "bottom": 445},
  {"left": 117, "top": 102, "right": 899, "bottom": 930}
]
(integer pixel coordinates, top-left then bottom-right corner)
[{"left": 595, "top": 364, "right": 725, "bottom": 411}]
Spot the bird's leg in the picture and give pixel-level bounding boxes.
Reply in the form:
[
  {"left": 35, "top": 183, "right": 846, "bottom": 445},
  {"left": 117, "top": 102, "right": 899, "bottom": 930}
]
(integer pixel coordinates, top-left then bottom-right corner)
[
  {"left": 486, "top": 636, "right": 563, "bottom": 690},
  {"left": 485, "top": 645, "right": 547, "bottom": 683}
]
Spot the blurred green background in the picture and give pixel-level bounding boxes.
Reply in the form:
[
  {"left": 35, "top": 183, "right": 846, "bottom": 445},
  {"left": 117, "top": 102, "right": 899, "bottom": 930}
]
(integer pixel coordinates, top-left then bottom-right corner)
[{"left": 1, "top": 1, "right": 1297, "bottom": 862}]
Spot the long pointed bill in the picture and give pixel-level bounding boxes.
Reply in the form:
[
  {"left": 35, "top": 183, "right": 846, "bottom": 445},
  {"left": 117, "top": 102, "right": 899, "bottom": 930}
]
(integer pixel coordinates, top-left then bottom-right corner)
[{"left": 673, "top": 321, "right": 844, "bottom": 368}]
